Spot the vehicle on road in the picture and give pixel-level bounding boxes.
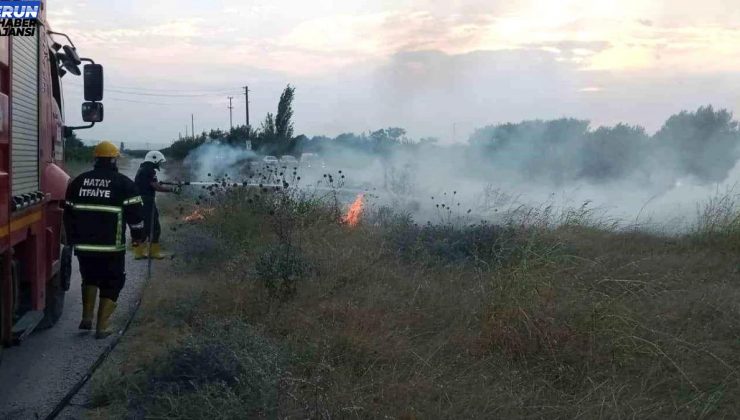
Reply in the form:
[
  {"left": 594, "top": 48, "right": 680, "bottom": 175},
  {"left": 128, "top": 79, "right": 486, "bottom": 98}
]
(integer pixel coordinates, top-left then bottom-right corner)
[
  {"left": 263, "top": 155, "right": 279, "bottom": 166},
  {"left": 300, "top": 153, "right": 326, "bottom": 170},
  {"left": 279, "top": 155, "right": 299, "bottom": 166},
  {"left": 0, "top": 1, "right": 105, "bottom": 349}
]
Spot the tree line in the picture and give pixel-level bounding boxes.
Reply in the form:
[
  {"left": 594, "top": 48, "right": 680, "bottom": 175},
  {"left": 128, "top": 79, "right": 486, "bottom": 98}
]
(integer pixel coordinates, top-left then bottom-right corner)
[
  {"left": 157, "top": 83, "right": 739, "bottom": 188},
  {"left": 298, "top": 106, "right": 740, "bottom": 187}
]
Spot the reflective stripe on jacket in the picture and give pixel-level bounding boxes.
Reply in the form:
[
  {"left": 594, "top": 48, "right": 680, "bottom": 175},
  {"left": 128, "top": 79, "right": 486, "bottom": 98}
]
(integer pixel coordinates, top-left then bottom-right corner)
[{"left": 64, "top": 164, "right": 146, "bottom": 255}]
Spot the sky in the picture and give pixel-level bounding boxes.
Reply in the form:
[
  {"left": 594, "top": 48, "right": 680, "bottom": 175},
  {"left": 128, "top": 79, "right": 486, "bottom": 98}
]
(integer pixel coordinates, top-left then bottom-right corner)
[{"left": 50, "top": 0, "right": 740, "bottom": 147}]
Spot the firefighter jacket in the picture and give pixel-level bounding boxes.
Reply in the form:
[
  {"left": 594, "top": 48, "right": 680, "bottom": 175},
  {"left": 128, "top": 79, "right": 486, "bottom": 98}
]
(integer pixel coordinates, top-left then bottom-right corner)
[{"left": 63, "top": 162, "right": 146, "bottom": 255}]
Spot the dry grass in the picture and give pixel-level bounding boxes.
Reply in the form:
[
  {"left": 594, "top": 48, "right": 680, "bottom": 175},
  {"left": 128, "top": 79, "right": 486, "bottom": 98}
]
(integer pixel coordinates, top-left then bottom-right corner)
[{"left": 90, "top": 186, "right": 740, "bottom": 419}]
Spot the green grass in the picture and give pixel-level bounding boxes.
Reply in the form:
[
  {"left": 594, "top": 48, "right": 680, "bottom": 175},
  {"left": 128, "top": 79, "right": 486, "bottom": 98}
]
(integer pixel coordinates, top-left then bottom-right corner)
[{"left": 90, "top": 184, "right": 740, "bottom": 419}]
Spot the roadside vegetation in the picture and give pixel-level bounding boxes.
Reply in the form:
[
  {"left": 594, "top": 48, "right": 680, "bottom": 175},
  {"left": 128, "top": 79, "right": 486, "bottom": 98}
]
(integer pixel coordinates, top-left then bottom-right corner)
[
  {"left": 84, "top": 104, "right": 740, "bottom": 418},
  {"left": 63, "top": 132, "right": 94, "bottom": 176},
  {"left": 87, "top": 169, "right": 740, "bottom": 418}
]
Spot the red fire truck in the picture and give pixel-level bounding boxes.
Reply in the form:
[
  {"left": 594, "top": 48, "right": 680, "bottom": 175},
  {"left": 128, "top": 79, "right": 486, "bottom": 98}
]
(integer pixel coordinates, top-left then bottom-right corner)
[{"left": 0, "top": 1, "right": 104, "bottom": 349}]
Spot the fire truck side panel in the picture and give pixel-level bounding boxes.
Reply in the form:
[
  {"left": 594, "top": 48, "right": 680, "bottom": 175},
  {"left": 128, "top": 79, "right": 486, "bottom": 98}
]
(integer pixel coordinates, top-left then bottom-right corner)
[
  {"left": 0, "top": 0, "right": 70, "bottom": 345},
  {"left": 11, "top": 32, "right": 40, "bottom": 196},
  {"left": 0, "top": 3, "right": 65, "bottom": 343}
]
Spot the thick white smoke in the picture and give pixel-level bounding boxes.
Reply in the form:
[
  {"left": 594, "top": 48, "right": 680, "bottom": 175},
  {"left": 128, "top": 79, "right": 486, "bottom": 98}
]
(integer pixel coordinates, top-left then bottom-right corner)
[
  {"left": 182, "top": 116, "right": 740, "bottom": 233},
  {"left": 183, "top": 143, "right": 256, "bottom": 182},
  {"left": 299, "top": 133, "right": 740, "bottom": 233}
]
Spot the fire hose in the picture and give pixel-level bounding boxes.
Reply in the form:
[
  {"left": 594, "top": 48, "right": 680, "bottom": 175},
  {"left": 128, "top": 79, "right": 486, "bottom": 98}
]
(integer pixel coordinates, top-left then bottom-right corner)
[
  {"left": 44, "top": 202, "right": 159, "bottom": 420},
  {"left": 160, "top": 180, "right": 372, "bottom": 195}
]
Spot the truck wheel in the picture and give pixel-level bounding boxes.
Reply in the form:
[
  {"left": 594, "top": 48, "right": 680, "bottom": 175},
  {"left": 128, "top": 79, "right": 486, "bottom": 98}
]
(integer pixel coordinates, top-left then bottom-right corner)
[{"left": 38, "top": 274, "right": 65, "bottom": 329}]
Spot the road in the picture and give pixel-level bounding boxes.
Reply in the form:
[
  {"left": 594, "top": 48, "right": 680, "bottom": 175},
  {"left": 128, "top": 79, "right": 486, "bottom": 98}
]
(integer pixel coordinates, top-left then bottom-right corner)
[
  {"left": 0, "top": 159, "right": 152, "bottom": 419},
  {"left": 0, "top": 256, "right": 148, "bottom": 419}
]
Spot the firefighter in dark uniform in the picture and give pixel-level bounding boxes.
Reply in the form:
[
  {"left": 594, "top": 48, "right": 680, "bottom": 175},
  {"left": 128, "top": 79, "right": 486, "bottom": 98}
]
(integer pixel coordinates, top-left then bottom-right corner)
[
  {"left": 64, "top": 140, "right": 146, "bottom": 339},
  {"left": 133, "top": 150, "right": 178, "bottom": 260}
]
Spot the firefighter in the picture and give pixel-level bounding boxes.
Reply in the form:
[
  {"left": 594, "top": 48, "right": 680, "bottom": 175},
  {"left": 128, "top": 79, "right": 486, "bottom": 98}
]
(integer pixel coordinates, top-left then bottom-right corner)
[
  {"left": 64, "top": 140, "right": 146, "bottom": 339},
  {"left": 133, "top": 150, "right": 179, "bottom": 260}
]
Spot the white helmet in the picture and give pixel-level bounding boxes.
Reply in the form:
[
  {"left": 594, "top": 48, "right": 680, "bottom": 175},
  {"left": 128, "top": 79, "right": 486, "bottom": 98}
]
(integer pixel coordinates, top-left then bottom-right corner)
[{"left": 144, "top": 150, "right": 166, "bottom": 165}]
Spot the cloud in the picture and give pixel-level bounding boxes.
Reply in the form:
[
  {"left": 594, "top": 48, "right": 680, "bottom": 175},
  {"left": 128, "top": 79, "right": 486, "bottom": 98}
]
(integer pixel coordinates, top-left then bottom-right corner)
[{"left": 48, "top": 0, "right": 740, "bottom": 144}]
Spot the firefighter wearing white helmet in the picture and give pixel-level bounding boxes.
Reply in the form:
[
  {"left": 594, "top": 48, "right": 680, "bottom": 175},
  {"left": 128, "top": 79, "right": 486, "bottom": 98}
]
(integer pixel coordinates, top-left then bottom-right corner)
[{"left": 133, "top": 150, "right": 179, "bottom": 259}]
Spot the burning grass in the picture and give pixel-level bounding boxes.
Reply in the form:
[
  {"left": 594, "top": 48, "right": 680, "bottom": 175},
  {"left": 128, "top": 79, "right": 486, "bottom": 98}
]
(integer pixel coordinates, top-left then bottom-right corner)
[
  {"left": 342, "top": 193, "right": 365, "bottom": 227},
  {"left": 90, "top": 181, "right": 740, "bottom": 419}
]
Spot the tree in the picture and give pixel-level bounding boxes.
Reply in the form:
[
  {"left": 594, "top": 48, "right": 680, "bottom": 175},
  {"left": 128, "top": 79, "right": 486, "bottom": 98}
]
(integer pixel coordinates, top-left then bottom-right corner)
[
  {"left": 370, "top": 127, "right": 407, "bottom": 156},
  {"left": 467, "top": 118, "right": 590, "bottom": 184},
  {"left": 208, "top": 129, "right": 226, "bottom": 141},
  {"left": 63, "top": 131, "right": 94, "bottom": 161},
  {"left": 579, "top": 124, "right": 650, "bottom": 181},
  {"left": 654, "top": 105, "right": 740, "bottom": 182},
  {"left": 226, "top": 125, "right": 252, "bottom": 145},
  {"left": 275, "top": 85, "right": 295, "bottom": 141},
  {"left": 64, "top": 131, "right": 85, "bottom": 148},
  {"left": 253, "top": 85, "right": 298, "bottom": 155},
  {"left": 261, "top": 113, "right": 276, "bottom": 139}
]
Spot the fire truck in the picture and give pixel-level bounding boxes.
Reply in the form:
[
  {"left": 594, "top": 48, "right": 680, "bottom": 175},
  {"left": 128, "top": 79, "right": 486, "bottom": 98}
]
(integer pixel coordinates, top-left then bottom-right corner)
[{"left": 0, "top": 1, "right": 104, "bottom": 351}]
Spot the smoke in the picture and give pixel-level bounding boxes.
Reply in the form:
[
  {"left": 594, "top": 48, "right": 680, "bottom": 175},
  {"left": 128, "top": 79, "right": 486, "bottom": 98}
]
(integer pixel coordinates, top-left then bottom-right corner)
[
  {"left": 182, "top": 107, "right": 740, "bottom": 233},
  {"left": 183, "top": 142, "right": 256, "bottom": 181},
  {"left": 295, "top": 108, "right": 740, "bottom": 231}
]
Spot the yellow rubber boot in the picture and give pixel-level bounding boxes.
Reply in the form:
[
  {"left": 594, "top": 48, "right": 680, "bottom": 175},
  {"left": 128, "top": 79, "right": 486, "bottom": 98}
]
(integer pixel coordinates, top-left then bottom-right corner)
[
  {"left": 95, "top": 298, "right": 117, "bottom": 339},
  {"left": 133, "top": 243, "right": 148, "bottom": 260},
  {"left": 149, "top": 243, "right": 168, "bottom": 260},
  {"left": 79, "top": 285, "right": 98, "bottom": 330}
]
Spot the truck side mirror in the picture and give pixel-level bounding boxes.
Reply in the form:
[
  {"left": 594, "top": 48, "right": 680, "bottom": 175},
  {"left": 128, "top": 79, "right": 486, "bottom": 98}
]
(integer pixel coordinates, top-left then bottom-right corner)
[
  {"left": 82, "top": 102, "right": 104, "bottom": 123},
  {"left": 83, "top": 64, "right": 103, "bottom": 101}
]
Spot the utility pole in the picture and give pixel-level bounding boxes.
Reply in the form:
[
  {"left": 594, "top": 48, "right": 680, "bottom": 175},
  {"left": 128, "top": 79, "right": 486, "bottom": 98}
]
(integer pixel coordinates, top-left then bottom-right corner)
[
  {"left": 191, "top": 114, "right": 195, "bottom": 140},
  {"left": 185, "top": 124, "right": 188, "bottom": 139},
  {"left": 227, "top": 96, "right": 234, "bottom": 130},
  {"left": 243, "top": 85, "right": 250, "bottom": 129}
]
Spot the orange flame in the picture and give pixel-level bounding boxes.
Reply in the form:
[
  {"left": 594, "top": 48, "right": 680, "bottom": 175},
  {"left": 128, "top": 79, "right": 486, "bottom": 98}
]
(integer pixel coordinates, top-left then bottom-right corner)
[
  {"left": 183, "top": 207, "right": 215, "bottom": 223},
  {"left": 343, "top": 194, "right": 364, "bottom": 227}
]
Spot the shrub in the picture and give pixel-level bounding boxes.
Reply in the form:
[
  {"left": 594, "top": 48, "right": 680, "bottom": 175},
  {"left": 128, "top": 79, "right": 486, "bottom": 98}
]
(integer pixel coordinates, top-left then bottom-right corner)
[
  {"left": 255, "top": 243, "right": 310, "bottom": 300},
  {"left": 384, "top": 220, "right": 560, "bottom": 269},
  {"left": 140, "top": 319, "right": 284, "bottom": 418},
  {"left": 171, "top": 223, "right": 232, "bottom": 265}
]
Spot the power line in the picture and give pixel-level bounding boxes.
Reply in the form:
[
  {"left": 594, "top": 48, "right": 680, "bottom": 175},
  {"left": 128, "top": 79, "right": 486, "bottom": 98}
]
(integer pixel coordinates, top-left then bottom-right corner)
[
  {"left": 64, "top": 82, "right": 242, "bottom": 97},
  {"left": 99, "top": 97, "right": 195, "bottom": 105},
  {"left": 63, "top": 89, "right": 235, "bottom": 105},
  {"left": 64, "top": 81, "right": 242, "bottom": 94},
  {"left": 105, "top": 88, "right": 242, "bottom": 97},
  {"left": 100, "top": 85, "right": 239, "bottom": 93}
]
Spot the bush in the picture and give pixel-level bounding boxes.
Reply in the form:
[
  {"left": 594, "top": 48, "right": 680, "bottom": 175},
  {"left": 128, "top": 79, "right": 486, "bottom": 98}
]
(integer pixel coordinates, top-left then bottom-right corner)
[
  {"left": 255, "top": 243, "right": 311, "bottom": 300},
  {"left": 384, "top": 220, "right": 560, "bottom": 269},
  {"left": 171, "top": 223, "right": 232, "bottom": 265},
  {"left": 138, "top": 319, "right": 284, "bottom": 419}
]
